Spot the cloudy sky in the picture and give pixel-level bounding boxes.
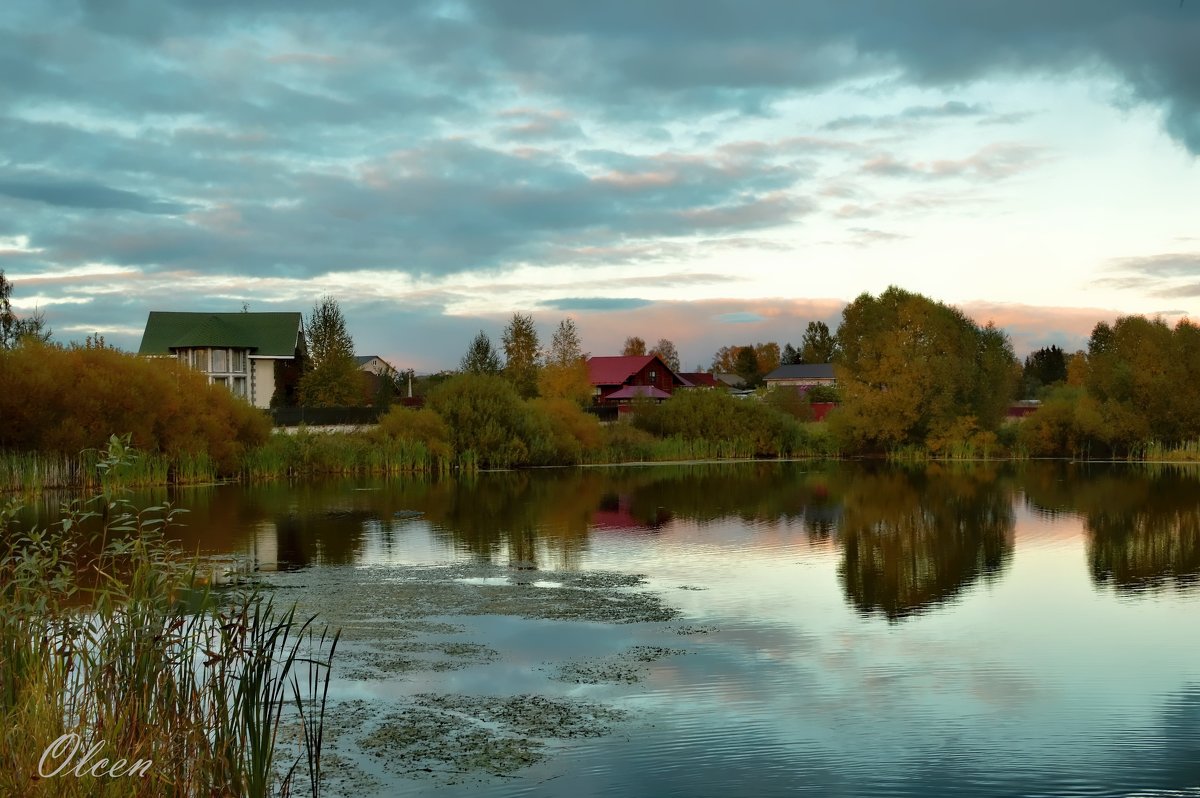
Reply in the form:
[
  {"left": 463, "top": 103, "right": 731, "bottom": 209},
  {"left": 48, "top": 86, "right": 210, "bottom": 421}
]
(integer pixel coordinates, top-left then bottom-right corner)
[{"left": 2, "top": 0, "right": 1198, "bottom": 371}]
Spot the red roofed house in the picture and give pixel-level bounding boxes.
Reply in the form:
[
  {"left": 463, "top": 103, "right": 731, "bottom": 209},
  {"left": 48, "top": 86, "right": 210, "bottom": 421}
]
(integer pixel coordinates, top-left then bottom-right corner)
[
  {"left": 586, "top": 355, "right": 692, "bottom": 405},
  {"left": 678, "top": 372, "right": 719, "bottom": 389}
]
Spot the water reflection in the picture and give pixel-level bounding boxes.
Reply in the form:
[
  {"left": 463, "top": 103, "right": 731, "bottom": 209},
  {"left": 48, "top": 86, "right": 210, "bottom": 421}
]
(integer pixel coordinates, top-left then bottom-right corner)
[
  {"left": 834, "top": 464, "right": 1015, "bottom": 621},
  {"left": 1021, "top": 464, "right": 1200, "bottom": 592},
  {"left": 15, "top": 461, "right": 1200, "bottom": 612}
]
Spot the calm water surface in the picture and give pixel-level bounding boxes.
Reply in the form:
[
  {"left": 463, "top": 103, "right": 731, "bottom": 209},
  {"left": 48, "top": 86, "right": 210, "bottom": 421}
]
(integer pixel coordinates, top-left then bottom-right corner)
[{"left": 29, "top": 461, "right": 1200, "bottom": 796}]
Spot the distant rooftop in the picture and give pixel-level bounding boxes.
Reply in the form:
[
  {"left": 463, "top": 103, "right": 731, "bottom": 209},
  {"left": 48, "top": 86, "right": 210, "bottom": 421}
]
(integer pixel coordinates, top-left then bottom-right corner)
[{"left": 764, "top": 363, "right": 836, "bottom": 381}]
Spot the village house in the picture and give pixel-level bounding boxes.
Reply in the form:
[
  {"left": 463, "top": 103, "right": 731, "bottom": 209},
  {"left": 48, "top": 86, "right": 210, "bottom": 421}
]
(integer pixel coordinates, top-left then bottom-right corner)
[
  {"left": 355, "top": 354, "right": 396, "bottom": 376},
  {"left": 763, "top": 363, "right": 837, "bottom": 389},
  {"left": 586, "top": 355, "right": 692, "bottom": 405},
  {"left": 137, "top": 311, "right": 305, "bottom": 409}
]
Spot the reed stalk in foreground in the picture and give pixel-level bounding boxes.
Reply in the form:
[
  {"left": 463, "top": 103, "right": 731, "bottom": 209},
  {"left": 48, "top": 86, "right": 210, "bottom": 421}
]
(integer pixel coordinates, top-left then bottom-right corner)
[{"left": 0, "top": 436, "right": 339, "bottom": 797}]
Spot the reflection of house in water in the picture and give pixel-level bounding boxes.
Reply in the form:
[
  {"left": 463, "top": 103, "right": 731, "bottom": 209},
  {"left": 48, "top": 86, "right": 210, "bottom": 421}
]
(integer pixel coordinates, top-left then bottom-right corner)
[
  {"left": 592, "top": 493, "right": 673, "bottom": 532},
  {"left": 802, "top": 502, "right": 842, "bottom": 541},
  {"left": 248, "top": 522, "right": 279, "bottom": 572}
]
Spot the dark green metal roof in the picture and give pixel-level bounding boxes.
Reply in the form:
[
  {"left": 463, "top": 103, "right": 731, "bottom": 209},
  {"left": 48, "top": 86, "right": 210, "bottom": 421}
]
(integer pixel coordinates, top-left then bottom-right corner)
[{"left": 137, "top": 312, "right": 302, "bottom": 357}]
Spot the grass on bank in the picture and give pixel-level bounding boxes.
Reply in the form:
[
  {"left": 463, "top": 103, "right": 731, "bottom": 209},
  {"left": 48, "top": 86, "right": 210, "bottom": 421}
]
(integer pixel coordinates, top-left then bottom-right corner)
[{"left": 0, "top": 437, "right": 338, "bottom": 798}]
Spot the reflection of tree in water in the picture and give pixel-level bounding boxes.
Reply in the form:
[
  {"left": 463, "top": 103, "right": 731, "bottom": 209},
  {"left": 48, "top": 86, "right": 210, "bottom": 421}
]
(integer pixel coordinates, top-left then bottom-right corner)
[
  {"left": 1021, "top": 464, "right": 1200, "bottom": 593},
  {"left": 836, "top": 465, "right": 1015, "bottom": 621},
  {"left": 1083, "top": 474, "right": 1200, "bottom": 592}
]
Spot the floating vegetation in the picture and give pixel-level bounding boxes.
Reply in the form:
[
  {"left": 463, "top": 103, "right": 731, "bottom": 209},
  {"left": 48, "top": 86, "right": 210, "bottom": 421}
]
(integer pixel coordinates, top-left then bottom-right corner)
[
  {"left": 551, "top": 646, "right": 689, "bottom": 685},
  {"left": 273, "top": 562, "right": 680, "bottom": 626},
  {"left": 356, "top": 695, "right": 627, "bottom": 782}
]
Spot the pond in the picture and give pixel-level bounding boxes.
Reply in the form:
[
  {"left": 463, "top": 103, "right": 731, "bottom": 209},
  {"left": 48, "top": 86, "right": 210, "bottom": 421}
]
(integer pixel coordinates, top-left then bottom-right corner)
[{"left": 20, "top": 461, "right": 1200, "bottom": 796}]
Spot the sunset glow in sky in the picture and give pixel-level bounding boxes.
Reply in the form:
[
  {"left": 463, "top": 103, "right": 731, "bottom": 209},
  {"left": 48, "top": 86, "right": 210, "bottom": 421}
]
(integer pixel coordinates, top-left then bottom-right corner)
[{"left": 3, "top": 1, "right": 1199, "bottom": 370}]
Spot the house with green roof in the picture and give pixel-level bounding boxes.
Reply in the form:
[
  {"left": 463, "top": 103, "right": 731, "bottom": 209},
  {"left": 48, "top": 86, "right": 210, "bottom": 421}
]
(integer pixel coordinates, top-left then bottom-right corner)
[{"left": 137, "top": 311, "right": 305, "bottom": 408}]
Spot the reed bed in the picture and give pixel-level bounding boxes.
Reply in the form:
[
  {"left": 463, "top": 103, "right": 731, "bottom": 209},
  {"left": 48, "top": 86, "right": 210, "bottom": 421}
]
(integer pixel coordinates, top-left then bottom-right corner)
[
  {"left": 1133, "top": 439, "right": 1200, "bottom": 462},
  {"left": 0, "top": 436, "right": 217, "bottom": 493},
  {"left": 242, "top": 428, "right": 452, "bottom": 480},
  {"left": 0, "top": 440, "right": 338, "bottom": 797}
]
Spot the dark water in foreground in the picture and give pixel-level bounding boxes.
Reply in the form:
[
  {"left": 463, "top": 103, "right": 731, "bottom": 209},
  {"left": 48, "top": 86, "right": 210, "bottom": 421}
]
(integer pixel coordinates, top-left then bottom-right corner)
[{"left": 24, "top": 461, "right": 1200, "bottom": 796}]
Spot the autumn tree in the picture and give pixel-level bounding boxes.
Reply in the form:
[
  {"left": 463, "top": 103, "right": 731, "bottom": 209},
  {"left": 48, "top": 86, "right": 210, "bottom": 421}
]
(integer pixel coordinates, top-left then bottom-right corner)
[
  {"left": 298, "top": 295, "right": 362, "bottom": 407},
  {"left": 461, "top": 330, "right": 503, "bottom": 375},
  {"left": 650, "top": 338, "right": 680, "bottom": 371},
  {"left": 831, "top": 286, "right": 1018, "bottom": 451},
  {"left": 539, "top": 318, "right": 592, "bottom": 405},
  {"left": 622, "top": 336, "right": 647, "bottom": 356},
  {"left": 0, "top": 343, "right": 268, "bottom": 472},
  {"left": 711, "top": 342, "right": 778, "bottom": 385},
  {"left": 0, "top": 270, "right": 51, "bottom": 348},
  {"left": 800, "top": 321, "right": 837, "bottom": 363},
  {"left": 754, "top": 342, "right": 781, "bottom": 375},
  {"left": 501, "top": 312, "right": 541, "bottom": 399},
  {"left": 1084, "top": 316, "right": 1200, "bottom": 447}
]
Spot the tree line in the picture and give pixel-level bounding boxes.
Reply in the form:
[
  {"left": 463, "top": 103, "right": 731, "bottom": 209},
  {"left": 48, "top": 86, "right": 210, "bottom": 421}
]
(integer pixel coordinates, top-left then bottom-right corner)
[{"left": 7, "top": 266, "right": 1200, "bottom": 462}]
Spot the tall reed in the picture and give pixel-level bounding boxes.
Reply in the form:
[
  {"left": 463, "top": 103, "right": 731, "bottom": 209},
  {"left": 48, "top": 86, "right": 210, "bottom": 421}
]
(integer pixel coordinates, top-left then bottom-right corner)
[
  {"left": 0, "top": 438, "right": 338, "bottom": 797},
  {"left": 1, "top": 435, "right": 217, "bottom": 493}
]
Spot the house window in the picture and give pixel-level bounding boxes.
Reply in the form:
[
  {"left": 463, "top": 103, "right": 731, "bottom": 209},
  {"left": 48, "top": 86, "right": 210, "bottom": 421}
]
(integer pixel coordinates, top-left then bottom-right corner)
[
  {"left": 212, "top": 348, "right": 227, "bottom": 372},
  {"left": 213, "top": 376, "right": 227, "bottom": 387},
  {"left": 649, "top": 370, "right": 657, "bottom": 381},
  {"left": 191, "top": 349, "right": 208, "bottom": 371},
  {"left": 231, "top": 350, "right": 246, "bottom": 373},
  {"left": 233, "top": 377, "right": 246, "bottom": 397}
]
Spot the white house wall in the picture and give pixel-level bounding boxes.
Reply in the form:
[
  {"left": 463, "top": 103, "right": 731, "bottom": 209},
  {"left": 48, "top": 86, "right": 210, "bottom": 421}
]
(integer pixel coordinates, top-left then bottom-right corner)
[{"left": 250, "top": 358, "right": 276, "bottom": 409}]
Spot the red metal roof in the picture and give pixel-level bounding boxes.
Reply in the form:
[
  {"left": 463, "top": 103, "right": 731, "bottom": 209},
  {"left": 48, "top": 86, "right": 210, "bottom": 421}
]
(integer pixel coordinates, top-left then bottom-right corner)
[
  {"left": 679, "top": 372, "right": 718, "bottom": 387},
  {"left": 586, "top": 355, "right": 657, "bottom": 385}
]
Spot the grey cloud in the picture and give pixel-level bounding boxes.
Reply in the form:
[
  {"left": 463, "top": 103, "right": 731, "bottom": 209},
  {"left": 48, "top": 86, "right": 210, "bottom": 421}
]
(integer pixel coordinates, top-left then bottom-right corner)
[
  {"left": 15, "top": 0, "right": 1199, "bottom": 152},
  {"left": 1109, "top": 252, "right": 1200, "bottom": 279},
  {"left": 845, "top": 227, "right": 908, "bottom": 247},
  {"left": 0, "top": 173, "right": 189, "bottom": 214},
  {"left": 22, "top": 138, "right": 812, "bottom": 278},
  {"left": 497, "top": 109, "right": 585, "bottom": 141},
  {"left": 1152, "top": 284, "right": 1200, "bottom": 299},
  {"left": 541, "top": 297, "right": 653, "bottom": 311},
  {"left": 470, "top": 1, "right": 1200, "bottom": 154},
  {"left": 823, "top": 101, "right": 990, "bottom": 131},
  {"left": 862, "top": 144, "right": 1047, "bottom": 181},
  {"left": 1102, "top": 252, "right": 1200, "bottom": 299}
]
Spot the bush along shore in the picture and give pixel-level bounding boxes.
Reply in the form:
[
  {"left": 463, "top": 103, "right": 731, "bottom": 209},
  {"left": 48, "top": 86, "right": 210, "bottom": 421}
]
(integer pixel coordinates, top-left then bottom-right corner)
[
  {"left": 0, "top": 376, "right": 841, "bottom": 492},
  {"left": 8, "top": 380, "right": 1200, "bottom": 493},
  {"left": 0, "top": 437, "right": 339, "bottom": 797}
]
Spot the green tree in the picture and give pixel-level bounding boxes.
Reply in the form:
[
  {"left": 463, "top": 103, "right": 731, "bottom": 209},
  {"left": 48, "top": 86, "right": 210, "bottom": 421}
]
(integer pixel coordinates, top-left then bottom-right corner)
[
  {"left": 734, "top": 346, "right": 761, "bottom": 387},
  {"left": 461, "top": 330, "right": 503, "bottom": 375},
  {"left": 298, "top": 295, "right": 362, "bottom": 407},
  {"left": 622, "top": 336, "right": 646, "bottom": 356},
  {"left": 800, "top": 321, "right": 837, "bottom": 364},
  {"left": 781, "top": 343, "right": 801, "bottom": 365},
  {"left": 426, "top": 374, "right": 531, "bottom": 468},
  {"left": 501, "top": 313, "right": 541, "bottom": 398},
  {"left": 0, "top": 270, "right": 51, "bottom": 348},
  {"left": 1022, "top": 345, "right": 1068, "bottom": 397},
  {"left": 650, "top": 338, "right": 680, "bottom": 371},
  {"left": 546, "top": 318, "right": 584, "bottom": 366}
]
